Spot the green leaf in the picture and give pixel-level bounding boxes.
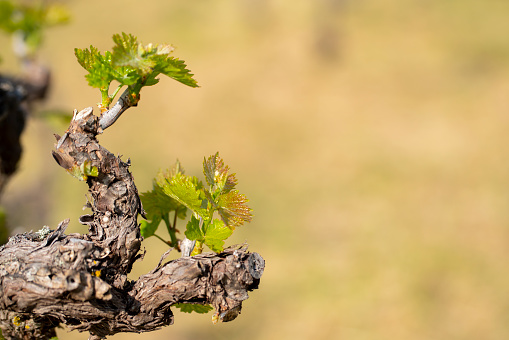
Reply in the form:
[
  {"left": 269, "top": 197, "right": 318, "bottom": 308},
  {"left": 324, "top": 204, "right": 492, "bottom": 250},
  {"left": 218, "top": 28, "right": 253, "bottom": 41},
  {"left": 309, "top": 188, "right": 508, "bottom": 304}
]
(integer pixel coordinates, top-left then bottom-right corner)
[
  {"left": 64, "top": 160, "right": 98, "bottom": 181},
  {"left": 112, "top": 32, "right": 155, "bottom": 75},
  {"left": 174, "top": 303, "right": 213, "bottom": 314},
  {"left": 159, "top": 56, "right": 199, "bottom": 88},
  {"left": 143, "top": 155, "right": 252, "bottom": 253},
  {"left": 203, "top": 152, "right": 237, "bottom": 194},
  {"left": 81, "top": 160, "right": 98, "bottom": 177},
  {"left": 203, "top": 219, "right": 233, "bottom": 253},
  {"left": 141, "top": 180, "right": 187, "bottom": 220},
  {"left": 217, "top": 190, "right": 252, "bottom": 228},
  {"left": 139, "top": 214, "right": 162, "bottom": 238},
  {"left": 203, "top": 152, "right": 226, "bottom": 189},
  {"left": 157, "top": 172, "right": 208, "bottom": 219},
  {"left": 140, "top": 171, "right": 188, "bottom": 238},
  {"left": 67, "top": 164, "right": 84, "bottom": 181},
  {"left": 74, "top": 46, "right": 101, "bottom": 71},
  {"left": 184, "top": 209, "right": 236, "bottom": 253},
  {"left": 75, "top": 33, "right": 198, "bottom": 109},
  {"left": 184, "top": 215, "right": 204, "bottom": 241},
  {"left": 75, "top": 48, "right": 116, "bottom": 92}
]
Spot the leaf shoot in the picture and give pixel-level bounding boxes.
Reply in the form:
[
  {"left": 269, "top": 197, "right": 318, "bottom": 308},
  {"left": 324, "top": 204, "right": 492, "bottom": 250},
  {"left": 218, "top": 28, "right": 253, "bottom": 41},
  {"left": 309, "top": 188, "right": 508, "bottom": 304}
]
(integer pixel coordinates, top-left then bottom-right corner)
[{"left": 75, "top": 32, "right": 198, "bottom": 111}]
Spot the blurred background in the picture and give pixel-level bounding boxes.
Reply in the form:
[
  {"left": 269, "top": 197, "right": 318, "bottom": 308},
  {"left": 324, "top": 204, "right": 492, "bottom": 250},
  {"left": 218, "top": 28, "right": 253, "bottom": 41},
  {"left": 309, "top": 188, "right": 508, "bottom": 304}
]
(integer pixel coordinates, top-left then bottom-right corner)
[{"left": 1, "top": 0, "right": 509, "bottom": 339}]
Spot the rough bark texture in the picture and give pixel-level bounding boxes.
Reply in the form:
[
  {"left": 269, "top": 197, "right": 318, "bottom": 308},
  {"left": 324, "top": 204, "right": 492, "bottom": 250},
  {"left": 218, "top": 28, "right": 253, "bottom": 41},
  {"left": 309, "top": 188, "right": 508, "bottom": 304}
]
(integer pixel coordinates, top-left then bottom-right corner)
[{"left": 0, "top": 107, "right": 264, "bottom": 339}]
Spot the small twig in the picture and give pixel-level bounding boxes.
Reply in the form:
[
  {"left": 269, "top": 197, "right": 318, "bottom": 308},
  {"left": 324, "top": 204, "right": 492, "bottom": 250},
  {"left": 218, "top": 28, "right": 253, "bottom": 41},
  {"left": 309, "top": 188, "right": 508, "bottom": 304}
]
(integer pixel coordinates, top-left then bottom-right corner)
[
  {"left": 180, "top": 237, "right": 196, "bottom": 257},
  {"left": 172, "top": 210, "right": 178, "bottom": 231},
  {"left": 110, "top": 84, "right": 124, "bottom": 103},
  {"left": 98, "top": 89, "right": 135, "bottom": 130},
  {"left": 163, "top": 213, "right": 178, "bottom": 248}
]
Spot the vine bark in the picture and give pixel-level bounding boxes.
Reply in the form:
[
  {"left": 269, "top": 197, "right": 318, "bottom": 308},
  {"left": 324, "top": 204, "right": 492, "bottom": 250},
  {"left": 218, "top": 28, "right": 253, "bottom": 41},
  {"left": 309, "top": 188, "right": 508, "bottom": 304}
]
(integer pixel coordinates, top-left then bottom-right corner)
[{"left": 0, "top": 107, "right": 264, "bottom": 339}]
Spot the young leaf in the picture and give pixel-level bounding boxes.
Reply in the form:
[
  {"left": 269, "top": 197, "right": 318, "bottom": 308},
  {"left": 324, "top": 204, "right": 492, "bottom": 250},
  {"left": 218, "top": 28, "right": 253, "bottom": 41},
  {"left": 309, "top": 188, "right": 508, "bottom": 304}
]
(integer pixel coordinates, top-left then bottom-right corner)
[
  {"left": 203, "top": 219, "right": 233, "bottom": 253},
  {"left": 174, "top": 303, "right": 213, "bottom": 314},
  {"left": 111, "top": 32, "right": 155, "bottom": 75},
  {"left": 81, "top": 160, "right": 98, "bottom": 177},
  {"left": 141, "top": 181, "right": 187, "bottom": 220},
  {"left": 159, "top": 56, "right": 199, "bottom": 88},
  {"left": 204, "top": 153, "right": 226, "bottom": 189},
  {"left": 143, "top": 155, "right": 252, "bottom": 254},
  {"left": 217, "top": 190, "right": 252, "bottom": 228},
  {"left": 74, "top": 48, "right": 117, "bottom": 99},
  {"left": 203, "top": 153, "right": 237, "bottom": 194},
  {"left": 157, "top": 172, "right": 208, "bottom": 219},
  {"left": 139, "top": 177, "right": 187, "bottom": 239},
  {"left": 184, "top": 215, "right": 204, "bottom": 242},
  {"left": 74, "top": 46, "right": 101, "bottom": 71},
  {"left": 67, "top": 161, "right": 98, "bottom": 181},
  {"left": 75, "top": 33, "right": 198, "bottom": 109},
  {"left": 139, "top": 214, "right": 162, "bottom": 239}
]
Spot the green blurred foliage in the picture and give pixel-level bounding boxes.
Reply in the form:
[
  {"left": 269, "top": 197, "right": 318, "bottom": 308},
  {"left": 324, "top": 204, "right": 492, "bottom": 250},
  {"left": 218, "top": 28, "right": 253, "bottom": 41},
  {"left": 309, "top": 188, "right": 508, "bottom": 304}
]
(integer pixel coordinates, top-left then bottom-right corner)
[{"left": 0, "top": 0, "right": 69, "bottom": 57}]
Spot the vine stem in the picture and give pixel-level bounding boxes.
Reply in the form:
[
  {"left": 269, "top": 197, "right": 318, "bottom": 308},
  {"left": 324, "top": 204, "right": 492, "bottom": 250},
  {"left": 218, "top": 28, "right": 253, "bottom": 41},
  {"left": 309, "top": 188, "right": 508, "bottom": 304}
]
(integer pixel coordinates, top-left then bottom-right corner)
[
  {"left": 110, "top": 84, "right": 124, "bottom": 102},
  {"left": 162, "top": 213, "right": 178, "bottom": 248},
  {"left": 98, "top": 89, "right": 135, "bottom": 130}
]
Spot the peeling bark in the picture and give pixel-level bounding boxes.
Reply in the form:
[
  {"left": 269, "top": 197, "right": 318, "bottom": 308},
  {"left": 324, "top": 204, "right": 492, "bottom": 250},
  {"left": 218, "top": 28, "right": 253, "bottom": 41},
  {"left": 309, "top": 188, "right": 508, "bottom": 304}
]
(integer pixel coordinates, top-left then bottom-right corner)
[{"left": 0, "top": 107, "right": 264, "bottom": 339}]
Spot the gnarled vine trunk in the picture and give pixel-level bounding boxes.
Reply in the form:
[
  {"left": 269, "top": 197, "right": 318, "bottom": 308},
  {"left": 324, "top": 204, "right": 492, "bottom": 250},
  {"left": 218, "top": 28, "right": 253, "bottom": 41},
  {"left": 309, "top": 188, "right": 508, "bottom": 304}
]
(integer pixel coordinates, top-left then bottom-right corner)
[{"left": 0, "top": 107, "right": 264, "bottom": 339}]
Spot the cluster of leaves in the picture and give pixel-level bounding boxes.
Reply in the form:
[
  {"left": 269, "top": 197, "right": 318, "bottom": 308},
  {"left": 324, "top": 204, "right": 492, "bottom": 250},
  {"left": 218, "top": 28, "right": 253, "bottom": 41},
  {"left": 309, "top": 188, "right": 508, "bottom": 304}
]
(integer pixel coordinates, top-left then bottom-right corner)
[
  {"left": 0, "top": 0, "right": 69, "bottom": 58},
  {"left": 140, "top": 153, "right": 252, "bottom": 254},
  {"left": 75, "top": 32, "right": 198, "bottom": 111}
]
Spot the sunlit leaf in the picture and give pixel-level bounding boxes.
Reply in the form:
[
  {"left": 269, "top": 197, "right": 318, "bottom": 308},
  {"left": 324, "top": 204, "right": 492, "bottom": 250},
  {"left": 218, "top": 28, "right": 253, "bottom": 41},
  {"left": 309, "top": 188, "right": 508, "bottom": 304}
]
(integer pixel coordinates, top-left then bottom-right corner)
[
  {"left": 203, "top": 152, "right": 228, "bottom": 190},
  {"left": 158, "top": 172, "right": 207, "bottom": 219},
  {"left": 75, "top": 33, "right": 198, "bottom": 108},
  {"left": 144, "top": 155, "right": 252, "bottom": 254},
  {"left": 140, "top": 165, "right": 188, "bottom": 239},
  {"left": 217, "top": 190, "right": 252, "bottom": 228},
  {"left": 159, "top": 56, "right": 199, "bottom": 88},
  {"left": 112, "top": 32, "right": 155, "bottom": 75},
  {"left": 184, "top": 215, "right": 204, "bottom": 241},
  {"left": 203, "top": 219, "right": 233, "bottom": 253}
]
